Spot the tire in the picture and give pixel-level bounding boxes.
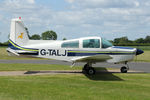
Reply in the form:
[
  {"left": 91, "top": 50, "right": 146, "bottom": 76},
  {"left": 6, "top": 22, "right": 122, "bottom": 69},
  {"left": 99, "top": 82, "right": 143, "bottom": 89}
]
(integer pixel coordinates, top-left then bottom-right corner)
[
  {"left": 82, "top": 64, "right": 88, "bottom": 71},
  {"left": 87, "top": 67, "right": 96, "bottom": 75},
  {"left": 120, "top": 66, "right": 128, "bottom": 73}
]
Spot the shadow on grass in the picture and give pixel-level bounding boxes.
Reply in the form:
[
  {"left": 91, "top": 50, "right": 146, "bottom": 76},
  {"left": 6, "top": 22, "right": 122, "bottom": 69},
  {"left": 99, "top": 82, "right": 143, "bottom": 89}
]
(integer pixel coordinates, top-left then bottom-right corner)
[
  {"left": 24, "top": 67, "right": 123, "bottom": 81},
  {"left": 84, "top": 67, "right": 124, "bottom": 81},
  {"left": 24, "top": 70, "right": 83, "bottom": 74}
]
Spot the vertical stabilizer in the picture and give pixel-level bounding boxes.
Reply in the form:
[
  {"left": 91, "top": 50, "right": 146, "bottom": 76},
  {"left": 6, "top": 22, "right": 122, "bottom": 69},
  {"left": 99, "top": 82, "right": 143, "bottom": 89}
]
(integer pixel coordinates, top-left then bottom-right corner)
[{"left": 10, "top": 17, "right": 29, "bottom": 46}]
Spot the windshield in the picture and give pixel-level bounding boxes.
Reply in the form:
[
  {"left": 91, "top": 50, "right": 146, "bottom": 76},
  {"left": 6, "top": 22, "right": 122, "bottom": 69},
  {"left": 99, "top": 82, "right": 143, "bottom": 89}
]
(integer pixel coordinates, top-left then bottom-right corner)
[{"left": 102, "top": 38, "right": 113, "bottom": 48}]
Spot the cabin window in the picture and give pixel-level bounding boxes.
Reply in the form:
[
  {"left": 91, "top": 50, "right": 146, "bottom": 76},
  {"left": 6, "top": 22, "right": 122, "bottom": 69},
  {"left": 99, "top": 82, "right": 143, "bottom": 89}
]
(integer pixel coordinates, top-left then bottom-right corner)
[
  {"left": 102, "top": 38, "right": 113, "bottom": 48},
  {"left": 61, "top": 40, "right": 79, "bottom": 48},
  {"left": 83, "top": 39, "right": 100, "bottom": 48}
]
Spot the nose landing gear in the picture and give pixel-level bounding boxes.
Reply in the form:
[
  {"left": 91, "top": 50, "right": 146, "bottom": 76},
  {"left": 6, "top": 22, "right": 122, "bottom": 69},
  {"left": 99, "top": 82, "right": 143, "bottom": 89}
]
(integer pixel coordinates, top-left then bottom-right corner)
[{"left": 120, "top": 62, "right": 129, "bottom": 73}]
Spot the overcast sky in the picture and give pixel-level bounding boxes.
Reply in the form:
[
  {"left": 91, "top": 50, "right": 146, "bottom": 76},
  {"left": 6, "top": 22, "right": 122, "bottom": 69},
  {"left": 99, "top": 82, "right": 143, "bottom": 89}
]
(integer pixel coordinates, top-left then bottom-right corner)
[{"left": 0, "top": 0, "right": 150, "bottom": 42}]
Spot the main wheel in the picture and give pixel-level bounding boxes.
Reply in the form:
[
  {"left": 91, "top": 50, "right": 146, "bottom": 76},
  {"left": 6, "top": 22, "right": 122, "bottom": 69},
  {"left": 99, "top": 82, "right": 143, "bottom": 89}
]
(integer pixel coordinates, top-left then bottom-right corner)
[
  {"left": 120, "top": 66, "right": 128, "bottom": 73},
  {"left": 87, "top": 67, "right": 96, "bottom": 75},
  {"left": 82, "top": 64, "right": 88, "bottom": 71}
]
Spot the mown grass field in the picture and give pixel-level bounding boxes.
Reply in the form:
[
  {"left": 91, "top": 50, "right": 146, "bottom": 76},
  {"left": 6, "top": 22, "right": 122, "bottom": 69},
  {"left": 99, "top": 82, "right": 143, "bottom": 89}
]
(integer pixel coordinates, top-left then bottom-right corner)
[
  {"left": 0, "top": 63, "right": 82, "bottom": 71},
  {"left": 0, "top": 63, "right": 149, "bottom": 100},
  {"left": 0, "top": 73, "right": 150, "bottom": 100}
]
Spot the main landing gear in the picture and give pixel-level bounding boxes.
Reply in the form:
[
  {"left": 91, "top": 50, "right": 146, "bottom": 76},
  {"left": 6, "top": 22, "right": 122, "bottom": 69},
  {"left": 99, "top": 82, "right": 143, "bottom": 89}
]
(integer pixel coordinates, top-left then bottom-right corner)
[
  {"left": 83, "top": 62, "right": 130, "bottom": 74},
  {"left": 82, "top": 63, "right": 96, "bottom": 75},
  {"left": 120, "top": 62, "right": 129, "bottom": 73}
]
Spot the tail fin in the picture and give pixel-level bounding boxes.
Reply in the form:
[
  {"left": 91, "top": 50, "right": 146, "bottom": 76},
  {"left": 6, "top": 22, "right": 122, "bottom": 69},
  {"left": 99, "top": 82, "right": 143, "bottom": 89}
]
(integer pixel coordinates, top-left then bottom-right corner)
[{"left": 9, "top": 17, "right": 29, "bottom": 46}]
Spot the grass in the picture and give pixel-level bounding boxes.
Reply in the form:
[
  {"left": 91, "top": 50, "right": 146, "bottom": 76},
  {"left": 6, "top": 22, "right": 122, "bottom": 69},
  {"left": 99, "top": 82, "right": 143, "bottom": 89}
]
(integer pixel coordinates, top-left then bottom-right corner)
[
  {"left": 0, "top": 63, "right": 149, "bottom": 100},
  {"left": 0, "top": 63, "right": 110, "bottom": 71},
  {"left": 0, "top": 63, "right": 82, "bottom": 71},
  {"left": 0, "top": 73, "right": 149, "bottom": 100}
]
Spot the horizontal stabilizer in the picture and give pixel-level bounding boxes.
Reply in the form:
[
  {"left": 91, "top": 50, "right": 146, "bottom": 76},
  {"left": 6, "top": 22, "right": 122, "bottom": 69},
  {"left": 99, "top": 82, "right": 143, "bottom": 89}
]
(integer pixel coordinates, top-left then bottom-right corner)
[{"left": 6, "top": 48, "right": 19, "bottom": 56}]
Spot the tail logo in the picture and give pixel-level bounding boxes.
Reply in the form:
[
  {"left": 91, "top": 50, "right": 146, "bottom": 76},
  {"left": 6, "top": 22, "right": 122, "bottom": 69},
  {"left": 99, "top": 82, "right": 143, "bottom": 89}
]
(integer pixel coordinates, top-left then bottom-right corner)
[{"left": 18, "top": 33, "right": 24, "bottom": 39}]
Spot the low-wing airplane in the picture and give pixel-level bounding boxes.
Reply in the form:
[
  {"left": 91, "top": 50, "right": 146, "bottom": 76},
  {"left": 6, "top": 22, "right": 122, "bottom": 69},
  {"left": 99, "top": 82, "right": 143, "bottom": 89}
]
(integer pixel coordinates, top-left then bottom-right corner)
[{"left": 7, "top": 17, "right": 144, "bottom": 75}]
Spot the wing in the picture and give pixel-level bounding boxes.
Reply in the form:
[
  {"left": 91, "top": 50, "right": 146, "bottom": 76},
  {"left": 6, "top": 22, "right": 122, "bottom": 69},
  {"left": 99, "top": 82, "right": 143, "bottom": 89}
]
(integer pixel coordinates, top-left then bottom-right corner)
[{"left": 71, "top": 54, "right": 112, "bottom": 62}]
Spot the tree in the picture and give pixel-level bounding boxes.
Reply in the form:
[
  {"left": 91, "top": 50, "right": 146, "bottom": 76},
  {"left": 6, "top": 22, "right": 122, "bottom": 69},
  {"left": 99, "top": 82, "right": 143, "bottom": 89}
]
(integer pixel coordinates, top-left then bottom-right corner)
[
  {"left": 63, "top": 38, "right": 67, "bottom": 40},
  {"left": 144, "top": 36, "right": 150, "bottom": 43},
  {"left": 119, "top": 37, "right": 129, "bottom": 43},
  {"left": 114, "top": 36, "right": 130, "bottom": 44},
  {"left": 135, "top": 38, "right": 144, "bottom": 43},
  {"left": 41, "top": 30, "right": 57, "bottom": 40},
  {"left": 114, "top": 38, "right": 120, "bottom": 44},
  {"left": 0, "top": 41, "right": 9, "bottom": 46},
  {"left": 30, "top": 34, "right": 41, "bottom": 40}
]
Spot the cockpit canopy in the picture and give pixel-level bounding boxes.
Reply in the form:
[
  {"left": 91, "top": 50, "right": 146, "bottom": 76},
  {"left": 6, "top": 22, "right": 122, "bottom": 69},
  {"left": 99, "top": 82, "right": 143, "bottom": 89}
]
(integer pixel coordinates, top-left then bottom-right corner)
[{"left": 61, "top": 37, "right": 113, "bottom": 49}]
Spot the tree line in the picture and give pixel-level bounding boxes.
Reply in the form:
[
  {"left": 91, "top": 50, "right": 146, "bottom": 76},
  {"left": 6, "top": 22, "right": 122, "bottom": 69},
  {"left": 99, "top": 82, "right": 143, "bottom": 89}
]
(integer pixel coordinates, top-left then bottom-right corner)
[
  {"left": 0, "top": 29, "right": 150, "bottom": 46},
  {"left": 111, "top": 36, "right": 150, "bottom": 46}
]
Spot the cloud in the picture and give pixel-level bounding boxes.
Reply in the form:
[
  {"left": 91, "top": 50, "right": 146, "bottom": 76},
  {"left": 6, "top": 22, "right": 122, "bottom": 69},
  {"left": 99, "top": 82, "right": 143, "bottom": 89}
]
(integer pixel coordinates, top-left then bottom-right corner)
[
  {"left": 0, "top": 15, "right": 3, "bottom": 20},
  {"left": 66, "top": 0, "right": 140, "bottom": 8},
  {"left": 27, "top": 0, "right": 35, "bottom": 4},
  {"left": 0, "top": 0, "right": 37, "bottom": 15},
  {"left": 0, "top": 0, "right": 150, "bottom": 42},
  {"left": 0, "top": 0, "right": 49, "bottom": 23},
  {"left": 4, "top": 0, "right": 35, "bottom": 5},
  {"left": 65, "top": 0, "right": 75, "bottom": 3}
]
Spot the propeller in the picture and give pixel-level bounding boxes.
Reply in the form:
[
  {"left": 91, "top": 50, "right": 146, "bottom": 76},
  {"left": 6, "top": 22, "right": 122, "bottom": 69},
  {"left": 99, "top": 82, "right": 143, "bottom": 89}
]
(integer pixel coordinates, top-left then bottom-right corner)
[
  {"left": 136, "top": 48, "right": 144, "bottom": 55},
  {"left": 135, "top": 47, "right": 144, "bottom": 62}
]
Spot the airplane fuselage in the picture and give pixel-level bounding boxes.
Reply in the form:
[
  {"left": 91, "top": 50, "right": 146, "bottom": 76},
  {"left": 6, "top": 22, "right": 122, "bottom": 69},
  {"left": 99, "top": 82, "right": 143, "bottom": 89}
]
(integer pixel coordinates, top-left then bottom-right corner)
[{"left": 8, "top": 37, "right": 139, "bottom": 64}]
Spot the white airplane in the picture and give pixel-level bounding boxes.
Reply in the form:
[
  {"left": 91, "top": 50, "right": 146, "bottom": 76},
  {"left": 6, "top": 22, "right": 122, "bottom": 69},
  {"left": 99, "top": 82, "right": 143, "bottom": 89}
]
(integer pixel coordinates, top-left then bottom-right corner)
[{"left": 7, "top": 17, "right": 144, "bottom": 75}]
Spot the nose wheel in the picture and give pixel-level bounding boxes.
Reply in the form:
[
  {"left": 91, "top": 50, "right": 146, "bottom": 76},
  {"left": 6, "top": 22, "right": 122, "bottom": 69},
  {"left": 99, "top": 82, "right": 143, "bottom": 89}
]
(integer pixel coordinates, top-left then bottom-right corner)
[
  {"left": 120, "top": 66, "right": 128, "bottom": 73},
  {"left": 82, "top": 63, "right": 96, "bottom": 75},
  {"left": 120, "top": 63, "right": 129, "bottom": 73}
]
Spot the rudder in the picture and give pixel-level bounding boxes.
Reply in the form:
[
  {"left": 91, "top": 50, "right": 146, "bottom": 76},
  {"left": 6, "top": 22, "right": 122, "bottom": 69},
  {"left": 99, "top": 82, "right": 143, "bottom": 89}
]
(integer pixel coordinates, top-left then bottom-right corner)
[{"left": 9, "top": 17, "right": 29, "bottom": 46}]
